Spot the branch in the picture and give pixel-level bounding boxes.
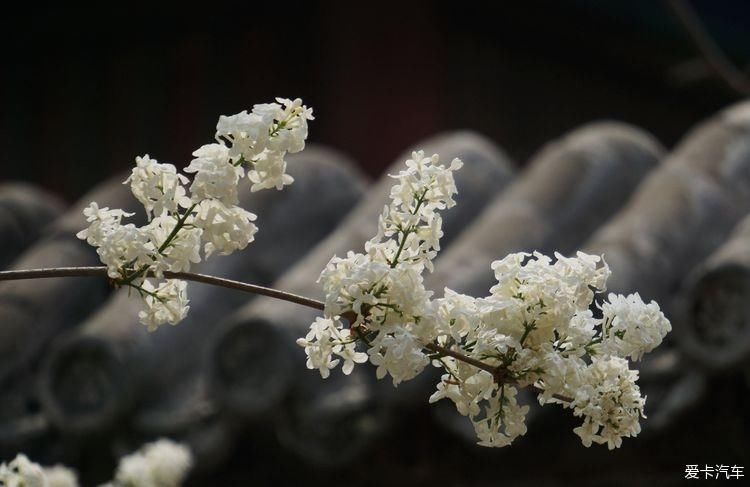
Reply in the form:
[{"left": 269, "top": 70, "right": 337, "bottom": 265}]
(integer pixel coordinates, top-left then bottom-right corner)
[
  {"left": 425, "top": 342, "right": 496, "bottom": 374},
  {"left": 0, "top": 266, "right": 324, "bottom": 312},
  {"left": 0, "top": 266, "right": 571, "bottom": 402},
  {"left": 425, "top": 342, "right": 574, "bottom": 403},
  {"left": 666, "top": 0, "right": 750, "bottom": 96}
]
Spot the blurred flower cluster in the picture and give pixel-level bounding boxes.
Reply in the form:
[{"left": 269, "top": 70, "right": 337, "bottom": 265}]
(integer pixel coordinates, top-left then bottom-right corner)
[
  {"left": 0, "top": 439, "right": 191, "bottom": 487},
  {"left": 105, "top": 439, "right": 193, "bottom": 487},
  {"left": 0, "top": 453, "right": 78, "bottom": 487}
]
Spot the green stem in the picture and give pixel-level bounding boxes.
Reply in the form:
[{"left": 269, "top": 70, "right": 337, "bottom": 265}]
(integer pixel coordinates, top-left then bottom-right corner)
[
  {"left": 116, "top": 204, "right": 198, "bottom": 286},
  {"left": 519, "top": 322, "right": 536, "bottom": 346},
  {"left": 389, "top": 188, "right": 429, "bottom": 268},
  {"left": 158, "top": 204, "right": 197, "bottom": 254},
  {"left": 389, "top": 228, "right": 412, "bottom": 268}
]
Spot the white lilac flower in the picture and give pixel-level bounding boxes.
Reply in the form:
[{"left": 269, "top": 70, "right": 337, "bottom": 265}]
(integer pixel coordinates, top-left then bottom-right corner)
[
  {"left": 296, "top": 317, "right": 341, "bottom": 379},
  {"left": 303, "top": 154, "right": 464, "bottom": 390},
  {"left": 76, "top": 202, "right": 134, "bottom": 246},
  {"left": 296, "top": 316, "right": 368, "bottom": 378},
  {"left": 432, "top": 289, "right": 479, "bottom": 342},
  {"left": 558, "top": 309, "right": 599, "bottom": 358},
  {"left": 598, "top": 292, "right": 672, "bottom": 361},
  {"left": 140, "top": 439, "right": 193, "bottom": 487},
  {"left": 143, "top": 213, "right": 202, "bottom": 274},
  {"left": 192, "top": 199, "right": 258, "bottom": 257},
  {"left": 215, "top": 110, "right": 270, "bottom": 161},
  {"left": 184, "top": 143, "right": 244, "bottom": 205},
  {"left": 482, "top": 251, "right": 610, "bottom": 345},
  {"left": 247, "top": 149, "right": 293, "bottom": 192},
  {"left": 251, "top": 102, "right": 284, "bottom": 124},
  {"left": 429, "top": 360, "right": 495, "bottom": 417},
  {"left": 301, "top": 148, "right": 673, "bottom": 450},
  {"left": 216, "top": 98, "right": 313, "bottom": 192},
  {"left": 124, "top": 155, "right": 191, "bottom": 220},
  {"left": 570, "top": 356, "right": 645, "bottom": 450},
  {"left": 317, "top": 252, "right": 391, "bottom": 319},
  {"left": 113, "top": 452, "right": 151, "bottom": 487},
  {"left": 364, "top": 151, "right": 462, "bottom": 273},
  {"left": 138, "top": 279, "right": 190, "bottom": 331},
  {"left": 308, "top": 151, "right": 462, "bottom": 358},
  {"left": 0, "top": 454, "right": 46, "bottom": 487},
  {"left": 265, "top": 97, "right": 314, "bottom": 154},
  {"left": 535, "top": 352, "right": 586, "bottom": 405},
  {"left": 388, "top": 151, "right": 462, "bottom": 213},
  {"left": 95, "top": 223, "right": 152, "bottom": 280},
  {"left": 472, "top": 385, "right": 529, "bottom": 447},
  {"left": 79, "top": 97, "right": 313, "bottom": 353},
  {"left": 430, "top": 359, "right": 529, "bottom": 447},
  {"left": 113, "top": 438, "right": 193, "bottom": 487},
  {"left": 0, "top": 456, "right": 79, "bottom": 487},
  {"left": 336, "top": 333, "right": 369, "bottom": 375},
  {"left": 377, "top": 267, "right": 431, "bottom": 325},
  {"left": 43, "top": 466, "right": 79, "bottom": 487},
  {"left": 367, "top": 328, "right": 430, "bottom": 386}
]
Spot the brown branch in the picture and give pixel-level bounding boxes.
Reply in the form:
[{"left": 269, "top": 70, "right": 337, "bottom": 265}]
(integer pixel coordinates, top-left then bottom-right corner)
[
  {"left": 0, "top": 266, "right": 571, "bottom": 402},
  {"left": 666, "top": 0, "right": 750, "bottom": 96},
  {"left": 425, "top": 342, "right": 574, "bottom": 403},
  {"left": 425, "top": 342, "right": 497, "bottom": 375},
  {"left": 0, "top": 266, "right": 325, "bottom": 312},
  {"left": 163, "top": 270, "right": 325, "bottom": 312}
]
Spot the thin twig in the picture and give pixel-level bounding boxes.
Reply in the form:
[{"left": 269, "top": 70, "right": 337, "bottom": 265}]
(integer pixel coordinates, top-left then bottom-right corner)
[
  {"left": 425, "top": 342, "right": 496, "bottom": 374},
  {"left": 0, "top": 265, "right": 571, "bottom": 402},
  {"left": 0, "top": 266, "right": 324, "bottom": 312},
  {"left": 666, "top": 0, "right": 750, "bottom": 96},
  {"left": 163, "top": 270, "right": 325, "bottom": 311},
  {"left": 425, "top": 342, "right": 573, "bottom": 403}
]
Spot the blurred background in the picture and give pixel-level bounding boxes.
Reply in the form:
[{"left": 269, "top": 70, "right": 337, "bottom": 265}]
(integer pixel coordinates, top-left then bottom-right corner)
[
  {"left": 2, "top": 1, "right": 750, "bottom": 485},
  {"left": 2, "top": 1, "right": 748, "bottom": 197}
]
